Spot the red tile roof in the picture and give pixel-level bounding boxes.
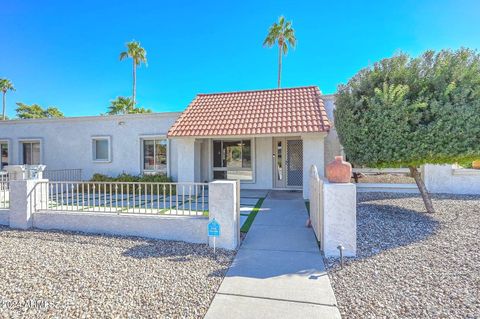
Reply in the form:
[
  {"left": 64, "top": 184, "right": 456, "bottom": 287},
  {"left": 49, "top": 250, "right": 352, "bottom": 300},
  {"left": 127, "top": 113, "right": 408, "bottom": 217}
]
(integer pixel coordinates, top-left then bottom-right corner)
[{"left": 167, "top": 86, "right": 330, "bottom": 137}]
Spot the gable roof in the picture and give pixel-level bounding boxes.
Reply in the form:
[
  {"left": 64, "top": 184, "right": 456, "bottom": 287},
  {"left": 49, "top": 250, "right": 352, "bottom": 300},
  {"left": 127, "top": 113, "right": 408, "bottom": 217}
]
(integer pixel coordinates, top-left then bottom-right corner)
[{"left": 167, "top": 86, "right": 330, "bottom": 137}]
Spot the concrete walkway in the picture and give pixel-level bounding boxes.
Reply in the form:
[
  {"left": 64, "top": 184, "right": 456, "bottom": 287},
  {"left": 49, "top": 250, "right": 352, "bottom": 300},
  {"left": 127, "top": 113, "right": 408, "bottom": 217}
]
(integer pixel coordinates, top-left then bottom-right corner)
[{"left": 205, "top": 191, "right": 341, "bottom": 319}]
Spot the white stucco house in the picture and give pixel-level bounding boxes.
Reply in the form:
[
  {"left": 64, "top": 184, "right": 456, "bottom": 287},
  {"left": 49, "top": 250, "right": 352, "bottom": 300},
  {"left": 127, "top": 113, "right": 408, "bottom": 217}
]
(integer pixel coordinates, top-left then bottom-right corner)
[{"left": 0, "top": 86, "right": 342, "bottom": 198}]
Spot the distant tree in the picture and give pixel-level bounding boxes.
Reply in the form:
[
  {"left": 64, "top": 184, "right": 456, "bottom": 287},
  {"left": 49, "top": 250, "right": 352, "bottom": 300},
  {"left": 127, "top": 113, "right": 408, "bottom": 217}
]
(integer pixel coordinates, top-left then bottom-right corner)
[
  {"left": 106, "top": 96, "right": 152, "bottom": 115},
  {"left": 119, "top": 41, "right": 147, "bottom": 106},
  {"left": 335, "top": 49, "right": 480, "bottom": 213},
  {"left": 15, "top": 103, "right": 64, "bottom": 119},
  {"left": 0, "top": 78, "right": 15, "bottom": 120},
  {"left": 263, "top": 16, "right": 296, "bottom": 88}
]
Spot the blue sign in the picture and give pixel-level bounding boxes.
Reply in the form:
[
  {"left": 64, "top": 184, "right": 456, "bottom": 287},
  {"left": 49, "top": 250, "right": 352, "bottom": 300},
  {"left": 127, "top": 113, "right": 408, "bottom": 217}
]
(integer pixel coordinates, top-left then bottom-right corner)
[{"left": 208, "top": 218, "right": 220, "bottom": 237}]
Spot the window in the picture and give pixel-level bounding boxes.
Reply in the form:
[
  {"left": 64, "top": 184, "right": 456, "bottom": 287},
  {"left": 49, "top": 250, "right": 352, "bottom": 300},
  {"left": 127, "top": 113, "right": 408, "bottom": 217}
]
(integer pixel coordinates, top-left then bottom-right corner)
[
  {"left": 0, "top": 142, "right": 8, "bottom": 169},
  {"left": 92, "top": 136, "right": 111, "bottom": 162},
  {"left": 21, "top": 141, "right": 41, "bottom": 165},
  {"left": 213, "top": 140, "right": 253, "bottom": 181},
  {"left": 142, "top": 138, "right": 167, "bottom": 173}
]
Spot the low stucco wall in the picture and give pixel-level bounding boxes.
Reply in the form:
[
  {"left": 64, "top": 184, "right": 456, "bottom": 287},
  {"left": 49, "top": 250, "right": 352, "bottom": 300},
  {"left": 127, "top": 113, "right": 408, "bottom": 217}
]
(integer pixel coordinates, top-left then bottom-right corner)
[
  {"left": 423, "top": 164, "right": 480, "bottom": 195},
  {"left": 0, "top": 209, "right": 9, "bottom": 226},
  {"left": 33, "top": 212, "right": 209, "bottom": 244}
]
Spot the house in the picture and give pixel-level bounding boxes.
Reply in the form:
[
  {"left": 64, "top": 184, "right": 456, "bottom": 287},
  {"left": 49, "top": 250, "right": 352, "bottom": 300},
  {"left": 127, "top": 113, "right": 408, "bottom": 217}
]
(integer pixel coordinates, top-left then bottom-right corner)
[{"left": 0, "top": 86, "right": 342, "bottom": 198}]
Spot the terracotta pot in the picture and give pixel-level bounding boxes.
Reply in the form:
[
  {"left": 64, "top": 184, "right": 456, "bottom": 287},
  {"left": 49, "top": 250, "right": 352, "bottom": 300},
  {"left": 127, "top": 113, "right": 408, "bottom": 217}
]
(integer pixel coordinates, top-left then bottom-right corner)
[
  {"left": 472, "top": 160, "right": 480, "bottom": 169},
  {"left": 326, "top": 156, "right": 352, "bottom": 183}
]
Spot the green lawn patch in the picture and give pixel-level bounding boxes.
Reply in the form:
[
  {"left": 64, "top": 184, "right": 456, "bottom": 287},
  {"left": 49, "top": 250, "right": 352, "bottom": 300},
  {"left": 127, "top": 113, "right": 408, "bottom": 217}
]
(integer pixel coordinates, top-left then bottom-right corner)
[{"left": 240, "top": 197, "right": 265, "bottom": 233}]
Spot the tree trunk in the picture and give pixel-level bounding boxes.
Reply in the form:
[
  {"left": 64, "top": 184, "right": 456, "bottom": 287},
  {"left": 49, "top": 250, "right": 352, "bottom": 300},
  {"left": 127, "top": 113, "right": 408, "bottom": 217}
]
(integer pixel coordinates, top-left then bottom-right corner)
[
  {"left": 2, "top": 92, "right": 5, "bottom": 120},
  {"left": 409, "top": 166, "right": 435, "bottom": 213},
  {"left": 277, "top": 45, "right": 282, "bottom": 88},
  {"left": 132, "top": 60, "right": 137, "bottom": 107}
]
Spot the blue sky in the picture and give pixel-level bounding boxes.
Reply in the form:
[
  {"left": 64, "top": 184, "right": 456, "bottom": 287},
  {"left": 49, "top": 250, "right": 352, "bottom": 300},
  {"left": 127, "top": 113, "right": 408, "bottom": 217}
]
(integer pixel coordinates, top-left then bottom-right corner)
[{"left": 1, "top": 0, "right": 479, "bottom": 117}]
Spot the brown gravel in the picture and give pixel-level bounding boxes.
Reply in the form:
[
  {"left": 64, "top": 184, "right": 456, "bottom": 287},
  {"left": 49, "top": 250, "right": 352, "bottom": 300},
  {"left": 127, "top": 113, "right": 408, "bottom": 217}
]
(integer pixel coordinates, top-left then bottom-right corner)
[
  {"left": 327, "top": 192, "right": 480, "bottom": 319},
  {"left": 0, "top": 228, "right": 235, "bottom": 318},
  {"left": 351, "top": 174, "right": 415, "bottom": 184}
]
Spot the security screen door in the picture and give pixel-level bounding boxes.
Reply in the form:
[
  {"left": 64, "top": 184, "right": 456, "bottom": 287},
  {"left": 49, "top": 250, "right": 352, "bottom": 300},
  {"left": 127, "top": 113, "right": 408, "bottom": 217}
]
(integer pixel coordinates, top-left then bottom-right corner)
[{"left": 273, "top": 138, "right": 303, "bottom": 188}]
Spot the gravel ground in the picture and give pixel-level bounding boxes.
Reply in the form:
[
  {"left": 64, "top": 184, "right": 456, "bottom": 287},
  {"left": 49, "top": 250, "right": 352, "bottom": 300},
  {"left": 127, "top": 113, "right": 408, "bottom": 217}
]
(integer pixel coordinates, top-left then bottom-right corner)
[
  {"left": 351, "top": 174, "right": 415, "bottom": 184},
  {"left": 327, "top": 192, "right": 480, "bottom": 319},
  {"left": 0, "top": 228, "right": 235, "bottom": 318}
]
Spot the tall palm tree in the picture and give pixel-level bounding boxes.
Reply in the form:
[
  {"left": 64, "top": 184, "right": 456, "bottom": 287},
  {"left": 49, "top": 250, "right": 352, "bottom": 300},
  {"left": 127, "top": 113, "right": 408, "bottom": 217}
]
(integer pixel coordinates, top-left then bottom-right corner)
[
  {"left": 263, "top": 16, "right": 296, "bottom": 88},
  {"left": 119, "top": 41, "right": 147, "bottom": 106},
  {"left": 0, "top": 79, "right": 15, "bottom": 120}
]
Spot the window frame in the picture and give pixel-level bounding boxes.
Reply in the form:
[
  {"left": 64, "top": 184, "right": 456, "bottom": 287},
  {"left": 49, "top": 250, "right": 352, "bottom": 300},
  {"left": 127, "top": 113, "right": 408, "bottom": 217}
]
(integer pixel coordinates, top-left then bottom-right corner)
[
  {"left": 211, "top": 138, "right": 255, "bottom": 183},
  {"left": 91, "top": 136, "right": 112, "bottom": 163},
  {"left": 139, "top": 135, "right": 170, "bottom": 176},
  {"left": 0, "top": 139, "right": 11, "bottom": 170},
  {"left": 19, "top": 138, "right": 43, "bottom": 165}
]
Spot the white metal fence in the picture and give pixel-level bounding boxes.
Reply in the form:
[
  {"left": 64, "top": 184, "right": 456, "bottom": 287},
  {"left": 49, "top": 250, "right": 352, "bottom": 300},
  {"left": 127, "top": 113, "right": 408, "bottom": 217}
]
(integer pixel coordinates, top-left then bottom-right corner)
[
  {"left": 32, "top": 181, "right": 208, "bottom": 216},
  {"left": 0, "top": 172, "right": 9, "bottom": 209},
  {"left": 44, "top": 169, "right": 83, "bottom": 181}
]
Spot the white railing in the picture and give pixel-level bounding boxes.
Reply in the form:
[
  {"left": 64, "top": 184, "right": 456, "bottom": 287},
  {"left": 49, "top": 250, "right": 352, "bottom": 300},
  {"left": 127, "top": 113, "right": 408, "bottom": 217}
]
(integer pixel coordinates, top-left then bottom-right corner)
[
  {"left": 0, "top": 171, "right": 9, "bottom": 209},
  {"left": 44, "top": 169, "right": 83, "bottom": 181},
  {"left": 32, "top": 181, "right": 208, "bottom": 216},
  {"left": 309, "top": 165, "right": 324, "bottom": 247}
]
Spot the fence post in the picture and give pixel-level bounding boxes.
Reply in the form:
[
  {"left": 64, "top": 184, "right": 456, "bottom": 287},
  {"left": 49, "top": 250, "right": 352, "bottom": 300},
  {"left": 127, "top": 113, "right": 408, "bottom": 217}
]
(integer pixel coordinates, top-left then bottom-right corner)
[
  {"left": 322, "top": 182, "right": 356, "bottom": 257},
  {"left": 208, "top": 180, "right": 239, "bottom": 250},
  {"left": 9, "top": 179, "right": 48, "bottom": 229}
]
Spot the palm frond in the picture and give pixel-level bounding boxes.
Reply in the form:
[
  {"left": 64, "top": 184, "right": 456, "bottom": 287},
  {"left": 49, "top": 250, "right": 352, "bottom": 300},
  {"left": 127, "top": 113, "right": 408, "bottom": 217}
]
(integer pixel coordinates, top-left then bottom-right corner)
[{"left": 119, "top": 51, "right": 129, "bottom": 61}]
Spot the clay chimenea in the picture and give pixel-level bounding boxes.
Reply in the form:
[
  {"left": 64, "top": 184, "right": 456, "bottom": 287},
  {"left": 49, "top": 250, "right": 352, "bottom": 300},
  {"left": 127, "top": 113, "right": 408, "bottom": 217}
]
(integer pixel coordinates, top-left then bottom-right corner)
[{"left": 326, "top": 156, "right": 352, "bottom": 183}]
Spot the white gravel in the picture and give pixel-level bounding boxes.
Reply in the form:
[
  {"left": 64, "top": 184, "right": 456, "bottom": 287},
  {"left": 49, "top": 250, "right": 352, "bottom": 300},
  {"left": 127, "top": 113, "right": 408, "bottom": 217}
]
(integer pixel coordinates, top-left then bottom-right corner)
[
  {"left": 327, "top": 192, "right": 480, "bottom": 319},
  {"left": 0, "top": 228, "right": 235, "bottom": 318}
]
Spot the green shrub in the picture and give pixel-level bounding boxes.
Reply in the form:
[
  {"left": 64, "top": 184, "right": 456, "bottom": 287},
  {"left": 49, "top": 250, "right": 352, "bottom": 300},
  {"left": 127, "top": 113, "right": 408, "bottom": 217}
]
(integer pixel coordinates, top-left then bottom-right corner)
[
  {"left": 90, "top": 173, "right": 173, "bottom": 183},
  {"left": 88, "top": 173, "right": 175, "bottom": 195},
  {"left": 335, "top": 48, "right": 480, "bottom": 213}
]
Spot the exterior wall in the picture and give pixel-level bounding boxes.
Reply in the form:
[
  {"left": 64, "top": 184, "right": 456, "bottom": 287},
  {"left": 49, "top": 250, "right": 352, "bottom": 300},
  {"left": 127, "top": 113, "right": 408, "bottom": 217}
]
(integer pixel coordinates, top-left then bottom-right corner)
[
  {"left": 423, "top": 164, "right": 480, "bottom": 195},
  {"left": 0, "top": 209, "right": 9, "bottom": 225},
  {"left": 0, "top": 113, "right": 181, "bottom": 179},
  {"left": 302, "top": 134, "right": 326, "bottom": 198},
  {"left": 175, "top": 137, "right": 198, "bottom": 183},
  {"left": 242, "top": 136, "right": 273, "bottom": 190},
  {"left": 322, "top": 95, "right": 343, "bottom": 170},
  {"left": 34, "top": 212, "right": 209, "bottom": 243}
]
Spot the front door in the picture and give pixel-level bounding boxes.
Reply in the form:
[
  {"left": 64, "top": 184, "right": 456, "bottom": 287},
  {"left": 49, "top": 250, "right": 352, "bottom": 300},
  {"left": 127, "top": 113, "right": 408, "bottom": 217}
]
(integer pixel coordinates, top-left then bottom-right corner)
[{"left": 273, "top": 138, "right": 303, "bottom": 189}]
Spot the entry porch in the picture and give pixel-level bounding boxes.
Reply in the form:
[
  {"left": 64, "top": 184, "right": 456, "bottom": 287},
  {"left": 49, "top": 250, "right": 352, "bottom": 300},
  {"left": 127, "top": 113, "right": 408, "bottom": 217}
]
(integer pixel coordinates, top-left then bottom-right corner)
[{"left": 172, "top": 133, "right": 326, "bottom": 198}]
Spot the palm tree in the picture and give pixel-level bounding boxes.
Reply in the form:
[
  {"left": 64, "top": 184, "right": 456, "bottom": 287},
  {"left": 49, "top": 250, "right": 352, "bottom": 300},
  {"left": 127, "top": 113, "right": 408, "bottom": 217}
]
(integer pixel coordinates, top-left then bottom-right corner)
[
  {"left": 107, "top": 96, "right": 135, "bottom": 115},
  {"left": 107, "top": 96, "right": 152, "bottom": 115},
  {"left": 119, "top": 41, "right": 147, "bottom": 107},
  {"left": 0, "top": 79, "right": 15, "bottom": 120},
  {"left": 263, "top": 16, "right": 296, "bottom": 88}
]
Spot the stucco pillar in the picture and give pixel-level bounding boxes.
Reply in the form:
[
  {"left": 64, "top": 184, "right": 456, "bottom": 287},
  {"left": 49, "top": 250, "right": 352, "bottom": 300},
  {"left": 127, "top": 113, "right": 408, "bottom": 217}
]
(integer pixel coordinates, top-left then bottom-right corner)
[
  {"left": 208, "top": 180, "right": 240, "bottom": 250},
  {"left": 176, "top": 138, "right": 198, "bottom": 183},
  {"left": 302, "top": 134, "right": 326, "bottom": 199},
  {"left": 9, "top": 179, "right": 49, "bottom": 229},
  {"left": 322, "top": 182, "right": 356, "bottom": 257}
]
